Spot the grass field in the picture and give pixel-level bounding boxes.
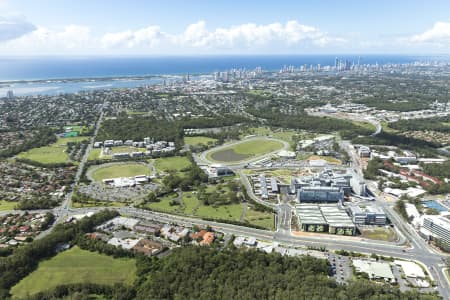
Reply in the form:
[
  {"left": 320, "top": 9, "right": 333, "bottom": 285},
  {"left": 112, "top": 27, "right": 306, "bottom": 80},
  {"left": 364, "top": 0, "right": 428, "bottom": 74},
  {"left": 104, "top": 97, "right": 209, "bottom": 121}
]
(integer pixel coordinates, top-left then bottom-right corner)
[
  {"left": 146, "top": 193, "right": 182, "bottom": 213},
  {"left": 184, "top": 136, "right": 217, "bottom": 146},
  {"left": 153, "top": 156, "right": 192, "bottom": 174},
  {"left": 0, "top": 200, "right": 17, "bottom": 211},
  {"left": 360, "top": 227, "right": 397, "bottom": 242},
  {"left": 11, "top": 246, "right": 136, "bottom": 298},
  {"left": 88, "top": 148, "right": 103, "bottom": 161},
  {"left": 146, "top": 187, "right": 243, "bottom": 221},
  {"left": 245, "top": 208, "right": 275, "bottom": 230},
  {"left": 351, "top": 121, "right": 376, "bottom": 132},
  {"left": 182, "top": 193, "right": 200, "bottom": 214},
  {"left": 241, "top": 127, "right": 300, "bottom": 150},
  {"left": 17, "top": 137, "right": 88, "bottom": 164},
  {"left": 207, "top": 138, "right": 284, "bottom": 163},
  {"left": 195, "top": 203, "right": 242, "bottom": 220},
  {"left": 91, "top": 163, "right": 151, "bottom": 181}
]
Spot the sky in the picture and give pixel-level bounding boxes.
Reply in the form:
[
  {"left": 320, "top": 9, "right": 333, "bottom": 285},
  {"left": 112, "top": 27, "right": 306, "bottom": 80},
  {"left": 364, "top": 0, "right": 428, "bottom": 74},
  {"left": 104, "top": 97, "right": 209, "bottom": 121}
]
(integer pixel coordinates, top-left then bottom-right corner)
[{"left": 0, "top": 0, "right": 450, "bottom": 55}]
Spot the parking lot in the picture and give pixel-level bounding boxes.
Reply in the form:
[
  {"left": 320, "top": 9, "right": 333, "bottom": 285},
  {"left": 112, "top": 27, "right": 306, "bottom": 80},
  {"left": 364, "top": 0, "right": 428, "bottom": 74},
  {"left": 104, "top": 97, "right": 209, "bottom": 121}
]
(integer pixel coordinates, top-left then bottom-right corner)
[{"left": 327, "top": 253, "right": 352, "bottom": 284}]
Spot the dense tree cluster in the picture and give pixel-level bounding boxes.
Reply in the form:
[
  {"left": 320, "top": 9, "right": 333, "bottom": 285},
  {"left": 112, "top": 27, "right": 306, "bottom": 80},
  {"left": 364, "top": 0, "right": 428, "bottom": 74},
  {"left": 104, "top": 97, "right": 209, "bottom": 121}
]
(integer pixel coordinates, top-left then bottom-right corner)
[
  {"left": 27, "top": 283, "right": 135, "bottom": 300},
  {"left": 96, "top": 116, "right": 182, "bottom": 146},
  {"left": 75, "top": 235, "right": 134, "bottom": 258},
  {"left": 390, "top": 116, "right": 450, "bottom": 133},
  {"left": 422, "top": 160, "right": 450, "bottom": 179},
  {"left": 0, "top": 127, "right": 57, "bottom": 159},
  {"left": 352, "top": 132, "right": 440, "bottom": 157},
  {"left": 133, "top": 247, "right": 440, "bottom": 300},
  {"left": 363, "top": 157, "right": 385, "bottom": 180},
  {"left": 0, "top": 210, "right": 118, "bottom": 298},
  {"left": 246, "top": 108, "right": 372, "bottom": 138},
  {"left": 178, "top": 114, "right": 250, "bottom": 129}
]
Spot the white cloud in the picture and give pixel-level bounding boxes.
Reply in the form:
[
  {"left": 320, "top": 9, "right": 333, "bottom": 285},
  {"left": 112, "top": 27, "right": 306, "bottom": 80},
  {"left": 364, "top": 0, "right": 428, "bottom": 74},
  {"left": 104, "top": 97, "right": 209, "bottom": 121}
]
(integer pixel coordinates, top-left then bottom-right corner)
[
  {"left": 4, "top": 25, "right": 95, "bottom": 54},
  {"left": 410, "top": 22, "right": 450, "bottom": 44},
  {"left": 101, "top": 25, "right": 164, "bottom": 48},
  {"left": 175, "top": 20, "right": 344, "bottom": 49},
  {"left": 0, "top": 20, "right": 346, "bottom": 54},
  {"left": 0, "top": 15, "right": 36, "bottom": 42}
]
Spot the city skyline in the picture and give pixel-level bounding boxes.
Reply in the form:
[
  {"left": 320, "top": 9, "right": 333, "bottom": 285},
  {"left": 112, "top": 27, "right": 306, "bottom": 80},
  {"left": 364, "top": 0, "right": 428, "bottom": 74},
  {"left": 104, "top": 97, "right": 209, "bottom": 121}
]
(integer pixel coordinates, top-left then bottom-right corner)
[{"left": 0, "top": 0, "right": 450, "bottom": 55}]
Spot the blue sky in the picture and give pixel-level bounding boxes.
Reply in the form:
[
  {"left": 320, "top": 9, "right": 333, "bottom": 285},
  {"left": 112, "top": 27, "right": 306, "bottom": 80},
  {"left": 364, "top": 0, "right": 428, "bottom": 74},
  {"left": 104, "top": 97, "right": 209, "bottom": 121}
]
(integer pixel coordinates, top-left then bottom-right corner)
[{"left": 1, "top": 0, "right": 450, "bottom": 55}]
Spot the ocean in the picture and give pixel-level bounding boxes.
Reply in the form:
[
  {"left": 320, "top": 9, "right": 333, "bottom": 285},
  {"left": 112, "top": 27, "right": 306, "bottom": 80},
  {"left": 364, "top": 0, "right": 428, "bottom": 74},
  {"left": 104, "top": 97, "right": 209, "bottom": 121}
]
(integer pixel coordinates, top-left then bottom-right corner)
[{"left": 0, "top": 55, "right": 439, "bottom": 96}]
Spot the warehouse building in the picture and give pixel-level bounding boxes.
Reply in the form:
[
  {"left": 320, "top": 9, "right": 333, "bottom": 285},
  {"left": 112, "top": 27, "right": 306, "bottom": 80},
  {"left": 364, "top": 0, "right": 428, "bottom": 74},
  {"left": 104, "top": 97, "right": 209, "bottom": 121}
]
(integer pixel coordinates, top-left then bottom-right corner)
[{"left": 295, "top": 204, "right": 355, "bottom": 235}]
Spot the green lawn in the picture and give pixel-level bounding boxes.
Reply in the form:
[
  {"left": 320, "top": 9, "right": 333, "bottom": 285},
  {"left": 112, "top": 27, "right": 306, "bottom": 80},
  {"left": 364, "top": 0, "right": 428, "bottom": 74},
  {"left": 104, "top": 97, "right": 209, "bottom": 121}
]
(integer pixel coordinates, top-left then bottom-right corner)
[
  {"left": 226, "top": 139, "right": 283, "bottom": 155},
  {"left": 88, "top": 148, "right": 103, "bottom": 161},
  {"left": 245, "top": 208, "right": 275, "bottom": 230},
  {"left": 147, "top": 194, "right": 182, "bottom": 213},
  {"left": 181, "top": 193, "right": 200, "bottom": 214},
  {"left": 0, "top": 200, "right": 17, "bottom": 211},
  {"left": 195, "top": 203, "right": 242, "bottom": 220},
  {"left": 206, "top": 138, "right": 284, "bottom": 163},
  {"left": 153, "top": 156, "right": 192, "bottom": 173},
  {"left": 91, "top": 163, "right": 151, "bottom": 181},
  {"left": 146, "top": 188, "right": 243, "bottom": 221},
  {"left": 11, "top": 246, "right": 136, "bottom": 299},
  {"left": 241, "top": 127, "right": 298, "bottom": 149},
  {"left": 351, "top": 120, "right": 376, "bottom": 132},
  {"left": 184, "top": 136, "right": 217, "bottom": 146},
  {"left": 17, "top": 137, "right": 88, "bottom": 164}
]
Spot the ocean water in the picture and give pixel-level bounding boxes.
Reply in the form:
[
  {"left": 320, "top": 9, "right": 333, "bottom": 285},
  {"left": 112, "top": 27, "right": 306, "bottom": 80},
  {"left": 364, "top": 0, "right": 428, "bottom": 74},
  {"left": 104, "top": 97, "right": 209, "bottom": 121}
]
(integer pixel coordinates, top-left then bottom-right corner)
[{"left": 0, "top": 55, "right": 435, "bottom": 96}]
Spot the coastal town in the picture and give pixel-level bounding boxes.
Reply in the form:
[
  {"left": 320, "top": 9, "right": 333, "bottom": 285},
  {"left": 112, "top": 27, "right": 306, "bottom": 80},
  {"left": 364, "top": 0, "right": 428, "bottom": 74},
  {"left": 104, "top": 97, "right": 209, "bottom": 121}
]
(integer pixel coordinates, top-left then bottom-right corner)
[{"left": 0, "top": 59, "right": 449, "bottom": 299}]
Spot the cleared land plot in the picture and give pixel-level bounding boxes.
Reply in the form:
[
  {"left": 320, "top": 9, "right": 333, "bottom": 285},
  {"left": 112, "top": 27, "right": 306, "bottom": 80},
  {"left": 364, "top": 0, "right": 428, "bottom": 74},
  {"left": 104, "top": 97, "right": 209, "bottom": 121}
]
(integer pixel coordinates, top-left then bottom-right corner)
[
  {"left": 0, "top": 200, "right": 17, "bottom": 211},
  {"left": 207, "top": 139, "right": 284, "bottom": 163},
  {"left": 154, "top": 156, "right": 192, "bottom": 173},
  {"left": 360, "top": 227, "right": 397, "bottom": 242},
  {"left": 91, "top": 163, "right": 151, "bottom": 181},
  {"left": 11, "top": 246, "right": 136, "bottom": 298},
  {"left": 17, "top": 137, "right": 88, "bottom": 164},
  {"left": 307, "top": 155, "right": 342, "bottom": 165},
  {"left": 184, "top": 136, "right": 217, "bottom": 146},
  {"left": 245, "top": 208, "right": 275, "bottom": 230}
]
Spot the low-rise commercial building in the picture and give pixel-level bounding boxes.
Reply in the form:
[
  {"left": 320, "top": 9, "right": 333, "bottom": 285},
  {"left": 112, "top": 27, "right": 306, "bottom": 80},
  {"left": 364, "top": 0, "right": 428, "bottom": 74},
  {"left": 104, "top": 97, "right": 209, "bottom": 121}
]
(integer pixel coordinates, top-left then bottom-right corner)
[
  {"left": 347, "top": 205, "right": 387, "bottom": 226},
  {"left": 353, "top": 259, "right": 395, "bottom": 283},
  {"left": 422, "top": 216, "right": 450, "bottom": 249}
]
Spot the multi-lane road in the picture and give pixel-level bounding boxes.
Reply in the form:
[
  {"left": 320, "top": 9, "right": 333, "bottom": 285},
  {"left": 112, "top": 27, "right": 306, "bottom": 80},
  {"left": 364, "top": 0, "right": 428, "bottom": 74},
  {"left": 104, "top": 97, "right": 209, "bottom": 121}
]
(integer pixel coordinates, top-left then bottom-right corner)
[{"left": 2, "top": 106, "right": 449, "bottom": 298}]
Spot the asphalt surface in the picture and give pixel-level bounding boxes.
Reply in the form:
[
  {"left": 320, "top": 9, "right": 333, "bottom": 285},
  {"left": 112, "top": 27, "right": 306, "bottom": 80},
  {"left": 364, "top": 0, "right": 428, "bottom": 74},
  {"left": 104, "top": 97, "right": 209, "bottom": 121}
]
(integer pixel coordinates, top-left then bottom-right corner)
[{"left": 2, "top": 108, "right": 449, "bottom": 298}]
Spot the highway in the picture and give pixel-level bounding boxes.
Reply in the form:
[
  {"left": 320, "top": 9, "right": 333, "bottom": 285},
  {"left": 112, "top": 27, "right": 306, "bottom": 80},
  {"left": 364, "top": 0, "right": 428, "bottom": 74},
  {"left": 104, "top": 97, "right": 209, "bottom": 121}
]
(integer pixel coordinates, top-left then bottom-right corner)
[{"left": 3, "top": 106, "right": 449, "bottom": 298}]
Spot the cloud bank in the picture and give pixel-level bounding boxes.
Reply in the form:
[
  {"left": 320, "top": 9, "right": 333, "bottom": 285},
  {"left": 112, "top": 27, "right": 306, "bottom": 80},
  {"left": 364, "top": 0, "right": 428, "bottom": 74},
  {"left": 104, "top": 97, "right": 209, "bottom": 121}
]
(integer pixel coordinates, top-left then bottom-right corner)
[
  {"left": 0, "top": 19, "right": 345, "bottom": 54},
  {"left": 410, "top": 22, "right": 450, "bottom": 44},
  {"left": 0, "top": 16, "right": 36, "bottom": 42}
]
